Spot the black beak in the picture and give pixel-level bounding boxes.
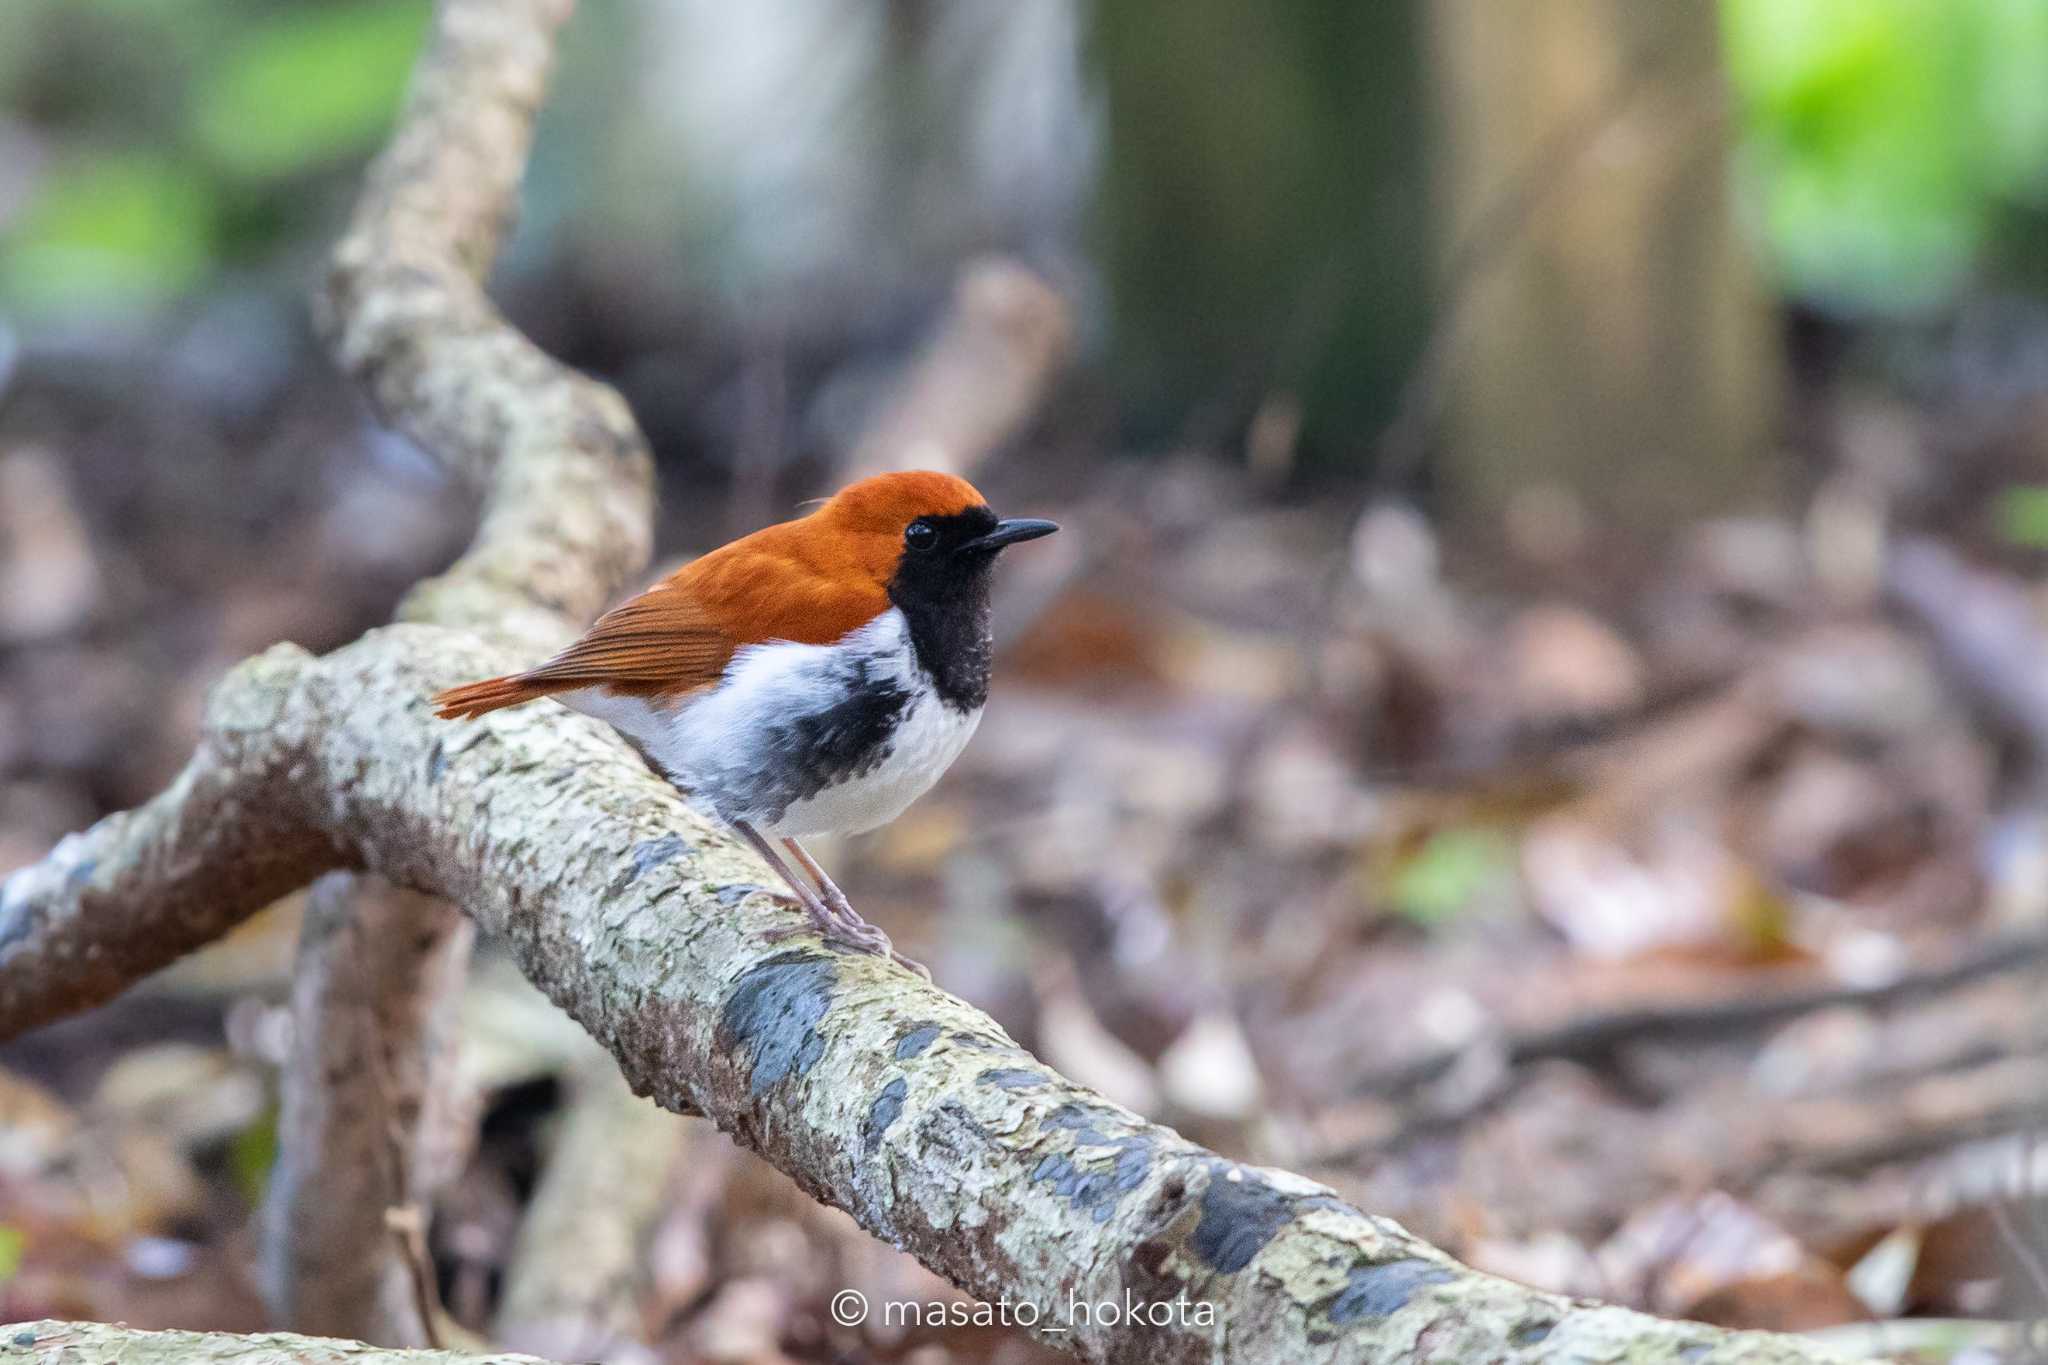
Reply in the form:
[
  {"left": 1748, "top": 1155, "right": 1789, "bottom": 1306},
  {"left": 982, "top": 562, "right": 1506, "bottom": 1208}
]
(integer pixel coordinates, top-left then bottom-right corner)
[{"left": 959, "top": 517, "right": 1059, "bottom": 554}]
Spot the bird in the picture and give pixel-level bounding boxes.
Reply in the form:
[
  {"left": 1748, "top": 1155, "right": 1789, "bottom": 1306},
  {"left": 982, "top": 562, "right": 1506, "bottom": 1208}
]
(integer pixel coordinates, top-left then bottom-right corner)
[{"left": 430, "top": 470, "right": 1057, "bottom": 972}]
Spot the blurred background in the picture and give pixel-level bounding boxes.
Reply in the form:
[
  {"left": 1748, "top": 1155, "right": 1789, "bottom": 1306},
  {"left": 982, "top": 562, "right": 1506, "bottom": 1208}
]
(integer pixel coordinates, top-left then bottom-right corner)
[{"left": 3, "top": 0, "right": 2048, "bottom": 1359}]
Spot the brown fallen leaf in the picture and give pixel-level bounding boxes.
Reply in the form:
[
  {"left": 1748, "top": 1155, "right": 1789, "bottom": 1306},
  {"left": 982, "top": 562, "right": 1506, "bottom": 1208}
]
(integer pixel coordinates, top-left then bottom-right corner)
[{"left": 1596, "top": 1192, "right": 1866, "bottom": 1329}]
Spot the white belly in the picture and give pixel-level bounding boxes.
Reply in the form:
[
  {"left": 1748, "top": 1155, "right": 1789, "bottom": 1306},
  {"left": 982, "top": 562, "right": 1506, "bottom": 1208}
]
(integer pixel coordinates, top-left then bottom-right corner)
[
  {"left": 559, "top": 607, "right": 980, "bottom": 838},
  {"left": 762, "top": 683, "right": 979, "bottom": 836}
]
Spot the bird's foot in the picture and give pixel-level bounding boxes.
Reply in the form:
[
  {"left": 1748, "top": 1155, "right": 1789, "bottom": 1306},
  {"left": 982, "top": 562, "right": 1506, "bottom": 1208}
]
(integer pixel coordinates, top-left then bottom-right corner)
[
  {"left": 777, "top": 836, "right": 930, "bottom": 978},
  {"left": 833, "top": 908, "right": 930, "bottom": 980},
  {"left": 816, "top": 898, "right": 930, "bottom": 979},
  {"left": 753, "top": 887, "right": 928, "bottom": 978}
]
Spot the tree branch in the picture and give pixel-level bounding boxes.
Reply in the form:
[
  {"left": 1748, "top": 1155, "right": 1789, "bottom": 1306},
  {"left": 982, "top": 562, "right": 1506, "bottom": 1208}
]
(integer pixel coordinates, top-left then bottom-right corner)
[
  {"left": 272, "top": 0, "right": 657, "bottom": 1345},
  {"left": 0, "top": 1, "right": 1878, "bottom": 1360},
  {"left": 0, "top": 1319, "right": 553, "bottom": 1365},
  {"left": 0, "top": 646, "right": 340, "bottom": 1024},
  {"left": 320, "top": 0, "right": 652, "bottom": 645},
  {"left": 260, "top": 876, "right": 476, "bottom": 1343},
  {"left": 0, "top": 626, "right": 1870, "bottom": 1363}
]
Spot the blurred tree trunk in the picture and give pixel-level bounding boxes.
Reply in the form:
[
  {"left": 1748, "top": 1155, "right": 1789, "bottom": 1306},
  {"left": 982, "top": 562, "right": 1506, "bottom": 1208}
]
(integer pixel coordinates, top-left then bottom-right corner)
[
  {"left": 1427, "top": 0, "right": 1783, "bottom": 549},
  {"left": 1091, "top": 0, "right": 1433, "bottom": 471}
]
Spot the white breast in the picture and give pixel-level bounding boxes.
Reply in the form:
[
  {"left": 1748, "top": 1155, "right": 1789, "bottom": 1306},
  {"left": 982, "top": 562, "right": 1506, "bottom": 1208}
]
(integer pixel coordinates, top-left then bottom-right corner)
[
  {"left": 764, "top": 675, "right": 980, "bottom": 837},
  {"left": 558, "top": 607, "right": 981, "bottom": 839}
]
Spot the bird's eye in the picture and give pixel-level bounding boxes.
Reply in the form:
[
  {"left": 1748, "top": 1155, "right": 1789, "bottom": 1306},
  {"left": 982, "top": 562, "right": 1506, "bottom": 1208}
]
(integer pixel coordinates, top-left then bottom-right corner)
[{"left": 904, "top": 519, "right": 939, "bottom": 553}]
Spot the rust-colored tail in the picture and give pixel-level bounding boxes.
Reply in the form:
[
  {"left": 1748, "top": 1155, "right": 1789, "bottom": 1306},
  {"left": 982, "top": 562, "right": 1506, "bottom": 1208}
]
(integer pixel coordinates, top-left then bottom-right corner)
[{"left": 431, "top": 673, "right": 571, "bottom": 720}]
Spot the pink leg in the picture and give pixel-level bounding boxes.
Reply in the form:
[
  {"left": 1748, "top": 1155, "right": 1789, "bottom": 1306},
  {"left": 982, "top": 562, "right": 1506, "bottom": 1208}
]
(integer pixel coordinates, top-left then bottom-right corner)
[
  {"left": 783, "top": 837, "right": 929, "bottom": 980},
  {"left": 731, "top": 821, "right": 841, "bottom": 939},
  {"left": 731, "top": 822, "right": 919, "bottom": 971}
]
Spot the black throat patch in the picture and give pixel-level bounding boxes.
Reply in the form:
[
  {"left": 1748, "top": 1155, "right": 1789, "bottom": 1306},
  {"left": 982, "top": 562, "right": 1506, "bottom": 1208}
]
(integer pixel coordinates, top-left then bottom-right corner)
[{"left": 887, "top": 507, "right": 1000, "bottom": 711}]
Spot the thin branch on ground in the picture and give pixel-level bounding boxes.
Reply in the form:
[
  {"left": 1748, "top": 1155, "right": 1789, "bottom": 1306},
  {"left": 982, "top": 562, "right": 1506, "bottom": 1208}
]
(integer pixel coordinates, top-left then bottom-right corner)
[
  {"left": 494, "top": 1065, "right": 687, "bottom": 1363},
  {"left": 1889, "top": 537, "right": 2048, "bottom": 762},
  {"left": 0, "top": 1320, "right": 555, "bottom": 1365},
  {"left": 1348, "top": 929, "right": 2048, "bottom": 1101}
]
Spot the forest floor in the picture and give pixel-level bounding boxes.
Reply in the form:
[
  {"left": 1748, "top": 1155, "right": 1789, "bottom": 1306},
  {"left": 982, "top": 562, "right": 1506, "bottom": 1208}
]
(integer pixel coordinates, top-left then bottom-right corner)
[{"left": 1, "top": 321, "right": 2045, "bottom": 1362}]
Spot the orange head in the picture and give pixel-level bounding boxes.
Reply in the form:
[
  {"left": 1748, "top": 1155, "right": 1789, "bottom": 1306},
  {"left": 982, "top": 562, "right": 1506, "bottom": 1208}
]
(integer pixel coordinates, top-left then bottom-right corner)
[
  {"left": 822, "top": 469, "right": 988, "bottom": 532},
  {"left": 743, "top": 470, "right": 1058, "bottom": 599}
]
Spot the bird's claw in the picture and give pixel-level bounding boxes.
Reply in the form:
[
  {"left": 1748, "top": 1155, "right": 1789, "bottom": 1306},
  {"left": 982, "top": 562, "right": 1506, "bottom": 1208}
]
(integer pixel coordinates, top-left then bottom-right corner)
[
  {"left": 754, "top": 887, "right": 928, "bottom": 978},
  {"left": 822, "top": 903, "right": 931, "bottom": 980}
]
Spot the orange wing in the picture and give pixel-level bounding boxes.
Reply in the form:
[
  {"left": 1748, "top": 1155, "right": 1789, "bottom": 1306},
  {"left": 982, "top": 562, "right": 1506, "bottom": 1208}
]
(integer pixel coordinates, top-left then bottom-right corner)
[
  {"left": 431, "top": 518, "right": 893, "bottom": 721},
  {"left": 671, "top": 518, "right": 891, "bottom": 648},
  {"left": 431, "top": 587, "right": 737, "bottom": 718}
]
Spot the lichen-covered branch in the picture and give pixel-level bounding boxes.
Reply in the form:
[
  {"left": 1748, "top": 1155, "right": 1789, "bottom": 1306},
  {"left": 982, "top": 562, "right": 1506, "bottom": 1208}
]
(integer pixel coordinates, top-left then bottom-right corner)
[
  {"left": 0, "top": 626, "right": 1871, "bottom": 1364},
  {"left": 0, "top": 1319, "right": 555, "bottom": 1365},
  {"left": 273, "top": 0, "right": 656, "bottom": 1346},
  {"left": 320, "top": 0, "right": 653, "bottom": 646},
  {"left": 260, "top": 875, "right": 477, "bottom": 1343},
  {"left": 0, "top": 646, "right": 340, "bottom": 1027}
]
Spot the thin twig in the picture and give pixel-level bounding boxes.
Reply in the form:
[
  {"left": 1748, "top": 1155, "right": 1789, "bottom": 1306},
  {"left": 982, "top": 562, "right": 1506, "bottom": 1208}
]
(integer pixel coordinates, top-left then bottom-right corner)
[{"left": 1350, "top": 932, "right": 2048, "bottom": 1098}]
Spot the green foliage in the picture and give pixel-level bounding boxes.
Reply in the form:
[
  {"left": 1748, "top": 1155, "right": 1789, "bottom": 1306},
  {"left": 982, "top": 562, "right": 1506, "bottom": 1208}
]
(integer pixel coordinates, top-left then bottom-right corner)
[
  {"left": 191, "top": 0, "right": 428, "bottom": 180},
  {"left": 1994, "top": 484, "right": 2048, "bottom": 548},
  {"left": 0, "top": 1225, "right": 22, "bottom": 1283},
  {"left": 1723, "top": 0, "right": 2048, "bottom": 311},
  {"left": 1386, "top": 827, "right": 1515, "bottom": 928},
  {"left": 0, "top": 0, "right": 432, "bottom": 319},
  {"left": 229, "top": 1104, "right": 280, "bottom": 1207},
  {"left": 1, "top": 151, "right": 214, "bottom": 313}
]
